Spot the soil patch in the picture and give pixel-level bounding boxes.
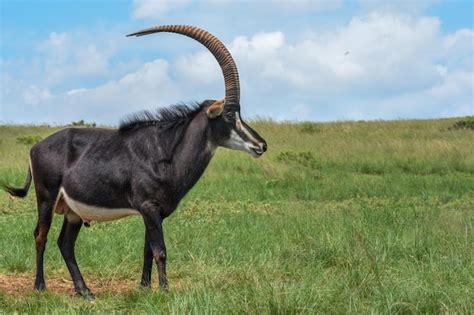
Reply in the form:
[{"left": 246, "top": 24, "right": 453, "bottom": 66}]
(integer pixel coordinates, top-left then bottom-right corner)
[{"left": 0, "top": 273, "right": 139, "bottom": 298}]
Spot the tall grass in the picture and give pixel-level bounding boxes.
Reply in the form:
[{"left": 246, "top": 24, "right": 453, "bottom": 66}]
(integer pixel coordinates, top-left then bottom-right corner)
[{"left": 0, "top": 117, "right": 473, "bottom": 313}]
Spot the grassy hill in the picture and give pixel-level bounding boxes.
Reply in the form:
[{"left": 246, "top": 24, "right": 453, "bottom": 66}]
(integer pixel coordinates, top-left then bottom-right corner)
[{"left": 0, "top": 117, "right": 473, "bottom": 313}]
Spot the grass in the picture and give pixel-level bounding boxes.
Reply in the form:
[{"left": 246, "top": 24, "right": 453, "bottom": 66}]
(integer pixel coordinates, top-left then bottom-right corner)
[{"left": 0, "top": 117, "right": 473, "bottom": 313}]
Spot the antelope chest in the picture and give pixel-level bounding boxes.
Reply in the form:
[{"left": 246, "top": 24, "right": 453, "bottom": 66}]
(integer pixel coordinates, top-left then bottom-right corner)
[{"left": 55, "top": 187, "right": 140, "bottom": 222}]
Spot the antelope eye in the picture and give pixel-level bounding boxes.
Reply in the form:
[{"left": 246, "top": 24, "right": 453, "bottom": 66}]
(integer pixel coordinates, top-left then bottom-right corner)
[{"left": 226, "top": 112, "right": 235, "bottom": 120}]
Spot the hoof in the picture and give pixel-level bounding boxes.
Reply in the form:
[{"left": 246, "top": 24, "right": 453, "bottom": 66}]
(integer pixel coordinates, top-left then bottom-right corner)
[
  {"left": 77, "top": 290, "right": 96, "bottom": 301},
  {"left": 34, "top": 283, "right": 46, "bottom": 292},
  {"left": 140, "top": 277, "right": 151, "bottom": 289},
  {"left": 140, "top": 282, "right": 151, "bottom": 289}
]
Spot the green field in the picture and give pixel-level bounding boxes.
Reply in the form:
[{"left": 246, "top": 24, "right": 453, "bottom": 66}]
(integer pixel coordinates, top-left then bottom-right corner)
[{"left": 0, "top": 118, "right": 473, "bottom": 313}]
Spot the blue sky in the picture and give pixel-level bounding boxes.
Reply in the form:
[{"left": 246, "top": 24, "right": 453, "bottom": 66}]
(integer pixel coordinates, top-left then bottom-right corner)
[{"left": 1, "top": 0, "right": 473, "bottom": 124}]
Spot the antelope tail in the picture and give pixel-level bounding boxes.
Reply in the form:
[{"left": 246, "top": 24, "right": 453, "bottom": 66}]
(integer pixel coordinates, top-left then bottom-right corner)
[{"left": 3, "top": 167, "right": 32, "bottom": 198}]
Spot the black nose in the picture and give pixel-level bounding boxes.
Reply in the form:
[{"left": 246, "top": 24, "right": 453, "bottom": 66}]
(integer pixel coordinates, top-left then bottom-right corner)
[{"left": 261, "top": 142, "right": 267, "bottom": 152}]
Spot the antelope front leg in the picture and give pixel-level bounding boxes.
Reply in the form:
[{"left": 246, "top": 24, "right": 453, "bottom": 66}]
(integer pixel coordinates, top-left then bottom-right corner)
[
  {"left": 140, "top": 229, "right": 153, "bottom": 288},
  {"left": 141, "top": 201, "right": 168, "bottom": 290}
]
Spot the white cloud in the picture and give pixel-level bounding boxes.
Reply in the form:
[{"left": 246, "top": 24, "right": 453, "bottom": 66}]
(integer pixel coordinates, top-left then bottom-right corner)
[
  {"left": 174, "top": 51, "right": 220, "bottom": 85},
  {"left": 1, "top": 8, "right": 473, "bottom": 124},
  {"left": 358, "top": 0, "right": 439, "bottom": 14},
  {"left": 22, "top": 86, "right": 52, "bottom": 105},
  {"left": 132, "top": 0, "right": 342, "bottom": 20},
  {"left": 269, "top": 0, "right": 343, "bottom": 11},
  {"left": 1, "top": 59, "right": 180, "bottom": 124},
  {"left": 132, "top": 0, "right": 193, "bottom": 19},
  {"left": 66, "top": 88, "right": 88, "bottom": 95},
  {"left": 222, "top": 12, "right": 472, "bottom": 120},
  {"left": 373, "top": 69, "right": 473, "bottom": 119},
  {"left": 233, "top": 13, "right": 443, "bottom": 93},
  {"left": 442, "top": 28, "right": 474, "bottom": 70},
  {"left": 62, "top": 59, "right": 180, "bottom": 120},
  {"left": 41, "top": 32, "right": 114, "bottom": 82}
]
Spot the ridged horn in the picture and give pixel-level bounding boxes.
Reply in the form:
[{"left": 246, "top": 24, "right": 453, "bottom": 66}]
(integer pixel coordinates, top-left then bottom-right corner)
[{"left": 127, "top": 25, "right": 240, "bottom": 118}]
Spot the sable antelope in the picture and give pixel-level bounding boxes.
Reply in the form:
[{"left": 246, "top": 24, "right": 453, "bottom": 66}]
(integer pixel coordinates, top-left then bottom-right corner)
[{"left": 3, "top": 25, "right": 267, "bottom": 300}]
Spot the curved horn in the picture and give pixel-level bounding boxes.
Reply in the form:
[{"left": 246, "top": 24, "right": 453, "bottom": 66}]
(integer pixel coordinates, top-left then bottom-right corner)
[{"left": 127, "top": 25, "right": 240, "bottom": 118}]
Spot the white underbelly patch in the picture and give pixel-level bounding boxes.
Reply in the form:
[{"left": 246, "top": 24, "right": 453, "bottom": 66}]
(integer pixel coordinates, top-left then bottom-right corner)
[{"left": 58, "top": 187, "right": 140, "bottom": 222}]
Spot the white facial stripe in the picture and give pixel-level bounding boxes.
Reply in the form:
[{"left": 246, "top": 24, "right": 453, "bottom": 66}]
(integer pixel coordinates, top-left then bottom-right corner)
[
  {"left": 228, "top": 129, "right": 247, "bottom": 149},
  {"left": 57, "top": 187, "right": 140, "bottom": 222},
  {"left": 236, "top": 114, "right": 243, "bottom": 130},
  {"left": 235, "top": 113, "right": 259, "bottom": 145},
  {"left": 222, "top": 130, "right": 259, "bottom": 158}
]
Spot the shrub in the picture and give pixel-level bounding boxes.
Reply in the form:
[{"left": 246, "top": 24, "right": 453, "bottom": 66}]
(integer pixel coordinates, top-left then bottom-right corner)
[
  {"left": 449, "top": 119, "right": 474, "bottom": 131},
  {"left": 70, "top": 120, "right": 96, "bottom": 128},
  {"left": 276, "top": 151, "right": 319, "bottom": 169},
  {"left": 358, "top": 163, "right": 385, "bottom": 175},
  {"left": 16, "top": 135, "right": 43, "bottom": 145},
  {"left": 299, "top": 122, "right": 321, "bottom": 134}
]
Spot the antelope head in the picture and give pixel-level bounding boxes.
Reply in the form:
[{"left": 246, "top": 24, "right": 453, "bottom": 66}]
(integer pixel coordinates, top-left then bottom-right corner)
[{"left": 128, "top": 25, "right": 267, "bottom": 158}]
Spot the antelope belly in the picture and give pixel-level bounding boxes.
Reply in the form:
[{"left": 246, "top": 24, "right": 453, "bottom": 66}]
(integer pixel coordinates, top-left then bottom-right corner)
[{"left": 60, "top": 188, "right": 140, "bottom": 222}]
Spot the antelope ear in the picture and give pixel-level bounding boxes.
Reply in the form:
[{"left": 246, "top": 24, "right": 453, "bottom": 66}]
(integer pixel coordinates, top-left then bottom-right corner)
[{"left": 206, "top": 99, "right": 225, "bottom": 119}]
